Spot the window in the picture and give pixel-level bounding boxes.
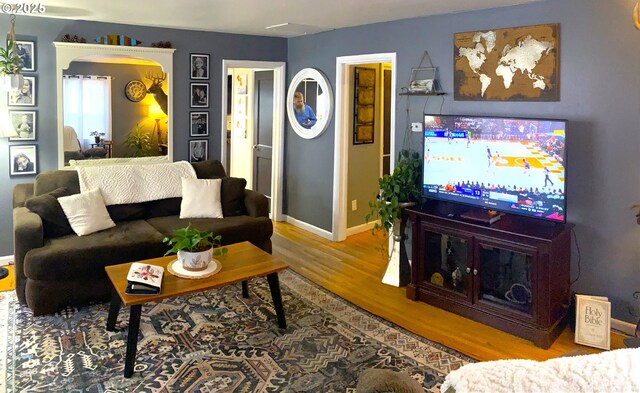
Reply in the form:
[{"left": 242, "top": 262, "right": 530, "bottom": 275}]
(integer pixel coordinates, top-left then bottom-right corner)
[{"left": 63, "top": 75, "right": 112, "bottom": 148}]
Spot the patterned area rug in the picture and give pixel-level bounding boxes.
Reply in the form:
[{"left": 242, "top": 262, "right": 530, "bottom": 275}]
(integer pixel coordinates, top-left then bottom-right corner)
[{"left": 0, "top": 270, "right": 472, "bottom": 392}]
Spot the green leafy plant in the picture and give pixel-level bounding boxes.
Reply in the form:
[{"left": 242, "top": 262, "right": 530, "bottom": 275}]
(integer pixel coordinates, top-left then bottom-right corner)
[
  {"left": 162, "top": 223, "right": 228, "bottom": 256},
  {"left": 0, "top": 40, "right": 22, "bottom": 75},
  {"left": 123, "top": 124, "right": 153, "bottom": 156},
  {"left": 89, "top": 131, "right": 106, "bottom": 137},
  {"left": 365, "top": 149, "right": 423, "bottom": 234}
]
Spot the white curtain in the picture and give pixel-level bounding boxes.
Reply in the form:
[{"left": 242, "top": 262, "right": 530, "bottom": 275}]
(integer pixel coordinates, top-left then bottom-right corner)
[{"left": 63, "top": 75, "right": 112, "bottom": 149}]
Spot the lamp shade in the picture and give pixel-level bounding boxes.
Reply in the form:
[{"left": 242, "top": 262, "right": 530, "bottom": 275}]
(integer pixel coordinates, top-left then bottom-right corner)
[
  {"left": 0, "top": 109, "right": 17, "bottom": 138},
  {"left": 148, "top": 103, "right": 164, "bottom": 119}
]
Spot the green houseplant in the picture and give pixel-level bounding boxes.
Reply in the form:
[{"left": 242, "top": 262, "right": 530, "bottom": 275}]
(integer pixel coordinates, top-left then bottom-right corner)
[
  {"left": 89, "top": 131, "right": 106, "bottom": 143},
  {"left": 163, "top": 223, "right": 228, "bottom": 271},
  {"left": 123, "top": 124, "right": 153, "bottom": 157},
  {"left": 366, "top": 149, "right": 423, "bottom": 239},
  {"left": 0, "top": 39, "right": 24, "bottom": 89}
]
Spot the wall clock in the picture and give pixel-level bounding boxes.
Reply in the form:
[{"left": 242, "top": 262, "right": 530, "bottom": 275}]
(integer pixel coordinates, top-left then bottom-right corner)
[{"left": 124, "top": 80, "right": 147, "bottom": 102}]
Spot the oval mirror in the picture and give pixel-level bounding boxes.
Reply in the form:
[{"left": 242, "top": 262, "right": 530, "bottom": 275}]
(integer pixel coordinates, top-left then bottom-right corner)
[{"left": 286, "top": 68, "right": 333, "bottom": 139}]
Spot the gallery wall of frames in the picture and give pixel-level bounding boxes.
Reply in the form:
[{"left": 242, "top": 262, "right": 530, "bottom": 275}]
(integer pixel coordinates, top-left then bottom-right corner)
[
  {"left": 188, "top": 53, "right": 210, "bottom": 163},
  {"left": 8, "top": 40, "right": 38, "bottom": 176}
]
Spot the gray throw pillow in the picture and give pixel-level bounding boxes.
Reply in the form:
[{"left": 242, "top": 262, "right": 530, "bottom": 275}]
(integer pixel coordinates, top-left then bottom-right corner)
[
  {"left": 25, "top": 187, "right": 75, "bottom": 238},
  {"left": 356, "top": 369, "right": 423, "bottom": 393},
  {"left": 221, "top": 177, "right": 247, "bottom": 217}
]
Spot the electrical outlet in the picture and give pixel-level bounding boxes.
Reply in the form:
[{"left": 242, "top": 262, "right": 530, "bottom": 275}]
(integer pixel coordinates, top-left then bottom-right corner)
[
  {"left": 411, "top": 122, "right": 422, "bottom": 132},
  {"left": 351, "top": 200, "right": 357, "bottom": 211}
]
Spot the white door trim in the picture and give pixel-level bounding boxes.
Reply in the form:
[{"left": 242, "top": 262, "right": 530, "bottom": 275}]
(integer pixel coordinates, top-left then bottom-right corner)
[
  {"left": 221, "top": 60, "right": 286, "bottom": 221},
  {"left": 332, "top": 53, "right": 397, "bottom": 241}
]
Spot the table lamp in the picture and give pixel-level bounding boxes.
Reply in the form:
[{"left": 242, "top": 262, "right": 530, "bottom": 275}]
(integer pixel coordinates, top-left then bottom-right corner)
[{"left": 148, "top": 103, "right": 165, "bottom": 146}]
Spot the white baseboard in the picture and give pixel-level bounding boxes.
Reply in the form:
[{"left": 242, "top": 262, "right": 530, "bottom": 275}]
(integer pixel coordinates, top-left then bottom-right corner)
[
  {"left": 284, "top": 215, "right": 334, "bottom": 241},
  {"left": 0, "top": 255, "right": 14, "bottom": 266},
  {"left": 345, "top": 221, "right": 376, "bottom": 237},
  {"left": 612, "top": 318, "right": 637, "bottom": 336}
]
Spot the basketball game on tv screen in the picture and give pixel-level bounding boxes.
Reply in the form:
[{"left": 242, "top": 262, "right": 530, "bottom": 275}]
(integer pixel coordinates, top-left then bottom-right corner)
[{"left": 423, "top": 115, "right": 567, "bottom": 222}]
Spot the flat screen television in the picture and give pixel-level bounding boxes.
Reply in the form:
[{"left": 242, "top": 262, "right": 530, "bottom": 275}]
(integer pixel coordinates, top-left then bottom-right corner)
[{"left": 423, "top": 114, "right": 567, "bottom": 222}]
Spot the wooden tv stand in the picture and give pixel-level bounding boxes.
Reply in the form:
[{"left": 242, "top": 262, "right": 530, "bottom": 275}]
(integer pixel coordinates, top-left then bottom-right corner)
[{"left": 406, "top": 202, "right": 573, "bottom": 348}]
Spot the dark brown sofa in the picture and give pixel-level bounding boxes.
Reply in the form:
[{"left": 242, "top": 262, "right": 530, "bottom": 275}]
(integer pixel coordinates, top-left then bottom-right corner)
[{"left": 12, "top": 160, "right": 273, "bottom": 316}]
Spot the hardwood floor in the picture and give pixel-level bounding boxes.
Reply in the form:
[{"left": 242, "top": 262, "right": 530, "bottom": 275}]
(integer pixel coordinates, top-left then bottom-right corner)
[
  {"left": 0, "top": 223, "right": 624, "bottom": 361},
  {"left": 272, "top": 221, "right": 625, "bottom": 362}
]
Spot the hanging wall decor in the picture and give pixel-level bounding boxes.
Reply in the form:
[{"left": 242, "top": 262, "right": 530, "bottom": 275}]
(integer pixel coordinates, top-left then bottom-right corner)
[
  {"left": 454, "top": 23, "right": 559, "bottom": 101},
  {"left": 353, "top": 67, "right": 376, "bottom": 144}
]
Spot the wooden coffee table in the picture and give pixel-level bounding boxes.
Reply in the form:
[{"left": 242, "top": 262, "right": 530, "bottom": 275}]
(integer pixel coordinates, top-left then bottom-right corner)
[{"left": 105, "top": 241, "right": 289, "bottom": 378}]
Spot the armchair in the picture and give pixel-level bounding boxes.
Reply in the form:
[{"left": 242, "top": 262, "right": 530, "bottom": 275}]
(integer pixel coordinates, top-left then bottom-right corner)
[{"left": 63, "top": 126, "right": 108, "bottom": 164}]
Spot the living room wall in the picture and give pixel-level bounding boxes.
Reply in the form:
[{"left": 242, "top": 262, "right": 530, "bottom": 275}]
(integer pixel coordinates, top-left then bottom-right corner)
[
  {"left": 286, "top": 0, "right": 640, "bottom": 322},
  {"left": 0, "top": 16, "right": 286, "bottom": 257}
]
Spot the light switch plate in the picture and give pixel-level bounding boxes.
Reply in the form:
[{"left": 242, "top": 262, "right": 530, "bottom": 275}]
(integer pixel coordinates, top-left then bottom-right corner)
[{"left": 411, "top": 122, "right": 422, "bottom": 132}]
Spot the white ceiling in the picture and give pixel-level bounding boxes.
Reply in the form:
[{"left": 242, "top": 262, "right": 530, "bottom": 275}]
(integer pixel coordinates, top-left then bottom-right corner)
[{"left": 33, "top": 0, "right": 546, "bottom": 37}]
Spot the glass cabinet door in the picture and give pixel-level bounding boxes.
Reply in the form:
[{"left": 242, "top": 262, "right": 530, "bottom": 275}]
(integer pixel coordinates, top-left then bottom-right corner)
[
  {"left": 477, "top": 243, "right": 534, "bottom": 316},
  {"left": 422, "top": 230, "right": 471, "bottom": 299}
]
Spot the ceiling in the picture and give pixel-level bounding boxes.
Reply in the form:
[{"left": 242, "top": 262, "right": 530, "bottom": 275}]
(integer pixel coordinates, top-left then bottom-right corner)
[{"left": 33, "top": 0, "right": 546, "bottom": 37}]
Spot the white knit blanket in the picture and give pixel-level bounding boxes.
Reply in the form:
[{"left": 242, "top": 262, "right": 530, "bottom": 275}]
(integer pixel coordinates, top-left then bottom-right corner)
[
  {"left": 76, "top": 161, "right": 196, "bottom": 205},
  {"left": 441, "top": 348, "right": 640, "bottom": 393}
]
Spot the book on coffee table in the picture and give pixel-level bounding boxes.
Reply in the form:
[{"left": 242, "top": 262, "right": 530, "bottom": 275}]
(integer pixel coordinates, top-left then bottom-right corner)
[{"left": 125, "top": 262, "right": 164, "bottom": 295}]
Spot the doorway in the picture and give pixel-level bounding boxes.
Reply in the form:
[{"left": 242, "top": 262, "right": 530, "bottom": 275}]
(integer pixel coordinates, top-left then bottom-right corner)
[
  {"left": 221, "top": 60, "right": 285, "bottom": 221},
  {"left": 332, "top": 53, "right": 397, "bottom": 241}
]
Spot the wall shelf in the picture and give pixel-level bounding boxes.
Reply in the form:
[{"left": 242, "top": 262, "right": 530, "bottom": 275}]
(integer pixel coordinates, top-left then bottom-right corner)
[{"left": 399, "top": 91, "right": 446, "bottom": 96}]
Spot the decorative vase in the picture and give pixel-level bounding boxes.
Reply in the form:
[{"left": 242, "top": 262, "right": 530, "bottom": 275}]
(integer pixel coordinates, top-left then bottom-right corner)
[
  {"left": 177, "top": 248, "right": 212, "bottom": 271},
  {"left": 94, "top": 136, "right": 101, "bottom": 143}
]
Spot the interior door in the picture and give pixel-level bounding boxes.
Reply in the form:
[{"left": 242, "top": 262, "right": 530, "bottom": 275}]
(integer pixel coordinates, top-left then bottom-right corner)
[{"left": 253, "top": 70, "right": 273, "bottom": 209}]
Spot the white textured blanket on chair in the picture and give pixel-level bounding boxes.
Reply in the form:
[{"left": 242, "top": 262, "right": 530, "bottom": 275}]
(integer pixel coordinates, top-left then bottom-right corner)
[
  {"left": 441, "top": 348, "right": 640, "bottom": 393},
  {"left": 76, "top": 161, "right": 197, "bottom": 205}
]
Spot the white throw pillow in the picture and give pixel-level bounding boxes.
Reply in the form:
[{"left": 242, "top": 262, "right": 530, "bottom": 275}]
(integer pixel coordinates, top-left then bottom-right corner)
[
  {"left": 57, "top": 188, "right": 116, "bottom": 236},
  {"left": 180, "top": 178, "right": 223, "bottom": 219}
]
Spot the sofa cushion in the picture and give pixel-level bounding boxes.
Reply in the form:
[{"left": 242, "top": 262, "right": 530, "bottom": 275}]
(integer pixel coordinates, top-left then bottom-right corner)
[
  {"left": 191, "top": 160, "right": 227, "bottom": 179},
  {"left": 24, "top": 220, "right": 166, "bottom": 281},
  {"left": 57, "top": 189, "right": 116, "bottom": 236},
  {"left": 146, "top": 215, "right": 273, "bottom": 250},
  {"left": 24, "top": 187, "right": 75, "bottom": 238},
  {"left": 107, "top": 203, "right": 146, "bottom": 223},
  {"left": 143, "top": 197, "right": 182, "bottom": 219},
  {"left": 180, "top": 178, "right": 223, "bottom": 219},
  {"left": 222, "top": 177, "right": 248, "bottom": 217},
  {"left": 33, "top": 170, "right": 80, "bottom": 196}
]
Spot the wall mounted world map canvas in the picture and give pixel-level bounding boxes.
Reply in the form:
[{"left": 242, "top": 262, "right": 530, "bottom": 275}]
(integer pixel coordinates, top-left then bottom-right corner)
[{"left": 454, "top": 23, "right": 559, "bottom": 101}]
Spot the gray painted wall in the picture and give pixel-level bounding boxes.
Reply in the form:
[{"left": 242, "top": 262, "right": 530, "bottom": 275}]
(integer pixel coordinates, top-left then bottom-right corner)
[
  {"left": 286, "top": 0, "right": 640, "bottom": 322},
  {"left": 64, "top": 62, "right": 165, "bottom": 157},
  {"left": 0, "top": 16, "right": 286, "bottom": 256}
]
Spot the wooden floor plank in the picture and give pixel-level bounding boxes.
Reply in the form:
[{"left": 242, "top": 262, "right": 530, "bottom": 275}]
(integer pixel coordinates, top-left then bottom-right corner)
[{"left": 272, "top": 221, "right": 625, "bottom": 362}]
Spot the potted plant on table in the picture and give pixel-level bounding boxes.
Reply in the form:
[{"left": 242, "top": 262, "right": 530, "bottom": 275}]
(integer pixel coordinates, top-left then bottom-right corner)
[
  {"left": 89, "top": 131, "right": 106, "bottom": 144},
  {"left": 163, "top": 223, "right": 228, "bottom": 272}
]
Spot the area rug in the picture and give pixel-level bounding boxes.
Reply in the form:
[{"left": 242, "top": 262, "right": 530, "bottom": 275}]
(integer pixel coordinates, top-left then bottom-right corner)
[{"left": 0, "top": 270, "right": 473, "bottom": 392}]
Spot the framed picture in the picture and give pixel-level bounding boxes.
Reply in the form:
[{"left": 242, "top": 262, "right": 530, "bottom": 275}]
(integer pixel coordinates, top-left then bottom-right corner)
[
  {"left": 15, "top": 40, "right": 35, "bottom": 71},
  {"left": 190, "top": 53, "right": 209, "bottom": 79},
  {"left": 8, "top": 75, "right": 36, "bottom": 106},
  {"left": 9, "top": 110, "right": 36, "bottom": 141},
  {"left": 190, "top": 83, "right": 208, "bottom": 108},
  {"left": 9, "top": 144, "right": 37, "bottom": 176},
  {"left": 190, "top": 112, "right": 209, "bottom": 136},
  {"left": 189, "top": 139, "right": 208, "bottom": 163},
  {"left": 353, "top": 67, "right": 375, "bottom": 144}
]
